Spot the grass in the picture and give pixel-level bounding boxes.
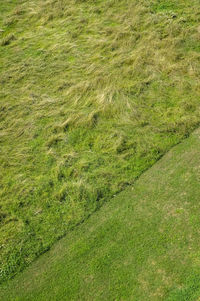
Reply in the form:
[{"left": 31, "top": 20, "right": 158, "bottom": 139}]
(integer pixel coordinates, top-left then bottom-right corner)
[
  {"left": 1, "top": 128, "right": 200, "bottom": 300},
  {"left": 0, "top": 0, "right": 200, "bottom": 282}
]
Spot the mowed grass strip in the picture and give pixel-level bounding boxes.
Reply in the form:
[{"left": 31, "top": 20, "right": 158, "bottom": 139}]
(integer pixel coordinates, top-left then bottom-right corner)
[
  {"left": 1, "top": 128, "right": 200, "bottom": 300},
  {"left": 0, "top": 0, "right": 200, "bottom": 281}
]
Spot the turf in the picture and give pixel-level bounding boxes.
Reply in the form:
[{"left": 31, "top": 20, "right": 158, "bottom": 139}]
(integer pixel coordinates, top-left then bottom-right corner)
[
  {"left": 1, "top": 0, "right": 200, "bottom": 282},
  {"left": 1, "top": 127, "right": 200, "bottom": 300}
]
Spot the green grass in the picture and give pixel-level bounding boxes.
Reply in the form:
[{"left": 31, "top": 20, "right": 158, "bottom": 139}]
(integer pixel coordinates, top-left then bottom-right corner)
[
  {"left": 1, "top": 0, "right": 200, "bottom": 282},
  {"left": 1, "top": 128, "right": 200, "bottom": 300}
]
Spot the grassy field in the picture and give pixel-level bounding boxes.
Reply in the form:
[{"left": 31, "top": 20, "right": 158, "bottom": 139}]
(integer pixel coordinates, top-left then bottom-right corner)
[
  {"left": 0, "top": 0, "right": 200, "bottom": 282},
  {"left": 1, "top": 128, "right": 200, "bottom": 300}
]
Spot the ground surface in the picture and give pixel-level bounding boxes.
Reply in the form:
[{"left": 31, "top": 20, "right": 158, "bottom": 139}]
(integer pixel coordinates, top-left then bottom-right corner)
[
  {"left": 1, "top": 128, "right": 200, "bottom": 300},
  {"left": 1, "top": 0, "right": 200, "bottom": 282}
]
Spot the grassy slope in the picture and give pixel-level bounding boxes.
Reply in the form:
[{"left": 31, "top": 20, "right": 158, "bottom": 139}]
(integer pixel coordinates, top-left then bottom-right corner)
[
  {"left": 1, "top": 128, "right": 200, "bottom": 300},
  {"left": 0, "top": 0, "right": 200, "bottom": 281}
]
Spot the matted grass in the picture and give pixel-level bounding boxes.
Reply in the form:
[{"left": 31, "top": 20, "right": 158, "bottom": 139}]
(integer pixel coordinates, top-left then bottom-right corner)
[
  {"left": 0, "top": 0, "right": 200, "bottom": 281},
  {"left": 1, "top": 128, "right": 200, "bottom": 300}
]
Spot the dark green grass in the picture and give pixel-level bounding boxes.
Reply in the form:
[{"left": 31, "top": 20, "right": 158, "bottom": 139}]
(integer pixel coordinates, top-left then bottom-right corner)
[
  {"left": 1, "top": 128, "right": 200, "bottom": 300},
  {"left": 0, "top": 0, "right": 200, "bottom": 282}
]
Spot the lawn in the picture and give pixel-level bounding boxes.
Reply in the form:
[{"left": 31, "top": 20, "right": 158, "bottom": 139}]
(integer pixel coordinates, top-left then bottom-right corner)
[
  {"left": 0, "top": 0, "right": 200, "bottom": 282},
  {"left": 1, "top": 127, "right": 200, "bottom": 300}
]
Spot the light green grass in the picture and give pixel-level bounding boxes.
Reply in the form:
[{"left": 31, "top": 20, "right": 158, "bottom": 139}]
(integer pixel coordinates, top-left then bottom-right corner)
[
  {"left": 1, "top": 128, "right": 200, "bottom": 300},
  {"left": 1, "top": 0, "right": 200, "bottom": 282}
]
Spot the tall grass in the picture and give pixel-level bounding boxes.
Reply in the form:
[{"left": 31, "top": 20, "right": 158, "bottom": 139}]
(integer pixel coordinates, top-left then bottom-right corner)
[{"left": 0, "top": 0, "right": 200, "bottom": 282}]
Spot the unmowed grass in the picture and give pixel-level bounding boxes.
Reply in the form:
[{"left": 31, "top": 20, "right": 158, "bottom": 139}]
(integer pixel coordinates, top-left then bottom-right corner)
[{"left": 0, "top": 0, "right": 200, "bottom": 282}]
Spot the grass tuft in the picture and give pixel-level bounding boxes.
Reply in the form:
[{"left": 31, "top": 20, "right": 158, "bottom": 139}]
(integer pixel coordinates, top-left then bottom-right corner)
[{"left": 0, "top": 33, "right": 16, "bottom": 46}]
